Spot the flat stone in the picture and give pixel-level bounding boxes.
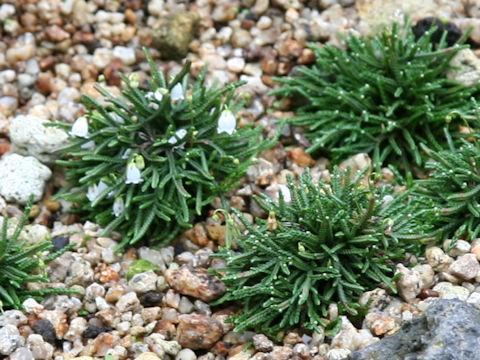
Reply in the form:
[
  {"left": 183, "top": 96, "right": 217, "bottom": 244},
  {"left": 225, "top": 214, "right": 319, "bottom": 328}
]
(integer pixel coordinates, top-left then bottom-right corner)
[
  {"left": 432, "top": 282, "right": 470, "bottom": 301},
  {"left": 448, "top": 254, "right": 480, "bottom": 281},
  {"left": 165, "top": 265, "right": 226, "bottom": 302},
  {"left": 351, "top": 299, "right": 480, "bottom": 359}
]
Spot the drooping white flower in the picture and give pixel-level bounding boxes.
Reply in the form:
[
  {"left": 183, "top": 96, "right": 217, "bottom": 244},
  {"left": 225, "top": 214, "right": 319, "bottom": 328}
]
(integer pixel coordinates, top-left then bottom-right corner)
[
  {"left": 170, "top": 83, "right": 184, "bottom": 101},
  {"left": 80, "top": 140, "right": 96, "bottom": 149},
  {"left": 278, "top": 184, "right": 292, "bottom": 203},
  {"left": 112, "top": 197, "right": 125, "bottom": 217},
  {"left": 154, "top": 88, "right": 165, "bottom": 101},
  {"left": 217, "top": 109, "right": 236, "bottom": 135},
  {"left": 69, "top": 117, "right": 89, "bottom": 138},
  {"left": 110, "top": 112, "right": 125, "bottom": 124},
  {"left": 168, "top": 128, "right": 188, "bottom": 147},
  {"left": 125, "top": 160, "right": 143, "bottom": 184},
  {"left": 86, "top": 181, "right": 108, "bottom": 202},
  {"left": 86, "top": 185, "right": 97, "bottom": 202}
]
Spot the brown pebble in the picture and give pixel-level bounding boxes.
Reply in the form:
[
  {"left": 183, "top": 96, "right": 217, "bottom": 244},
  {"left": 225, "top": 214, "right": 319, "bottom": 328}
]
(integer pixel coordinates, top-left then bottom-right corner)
[
  {"left": 212, "top": 341, "right": 229, "bottom": 356},
  {"left": 185, "top": 223, "right": 209, "bottom": 247},
  {"left": 277, "top": 61, "right": 292, "bottom": 75},
  {"left": 206, "top": 225, "right": 226, "bottom": 245},
  {"left": 153, "top": 320, "right": 176, "bottom": 340},
  {"left": 125, "top": 8, "right": 137, "bottom": 23},
  {"left": 95, "top": 263, "right": 121, "bottom": 283},
  {"left": 261, "top": 57, "right": 278, "bottom": 75},
  {"left": 165, "top": 264, "right": 226, "bottom": 302},
  {"left": 297, "top": 48, "right": 316, "bottom": 64},
  {"left": 36, "top": 73, "right": 53, "bottom": 94},
  {"left": 283, "top": 331, "right": 302, "bottom": 345},
  {"left": 177, "top": 314, "right": 224, "bottom": 349},
  {"left": 288, "top": 147, "right": 315, "bottom": 167},
  {"left": 261, "top": 75, "right": 276, "bottom": 87},
  {"left": 81, "top": 64, "right": 99, "bottom": 82},
  {"left": 229, "top": 344, "right": 248, "bottom": 357},
  {"left": 20, "top": 13, "right": 37, "bottom": 27},
  {"left": 43, "top": 198, "right": 61, "bottom": 212},
  {"left": 103, "top": 58, "right": 124, "bottom": 86},
  {"left": 278, "top": 39, "right": 303, "bottom": 58},
  {"left": 72, "top": 31, "right": 95, "bottom": 45},
  {"left": 241, "top": 19, "right": 255, "bottom": 30},
  {"left": 419, "top": 288, "right": 440, "bottom": 299},
  {"left": 28, "top": 204, "right": 41, "bottom": 218},
  {"left": 0, "top": 140, "right": 10, "bottom": 155},
  {"left": 39, "top": 56, "right": 57, "bottom": 71},
  {"left": 45, "top": 25, "right": 70, "bottom": 42}
]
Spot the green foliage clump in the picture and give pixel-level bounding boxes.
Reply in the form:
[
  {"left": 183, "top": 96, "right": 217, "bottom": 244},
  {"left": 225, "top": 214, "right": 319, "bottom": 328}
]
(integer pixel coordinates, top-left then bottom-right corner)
[
  {"left": 56, "top": 50, "right": 272, "bottom": 248},
  {"left": 416, "top": 139, "right": 480, "bottom": 241},
  {"left": 0, "top": 200, "right": 75, "bottom": 309},
  {"left": 271, "top": 20, "right": 480, "bottom": 172},
  {"left": 212, "top": 168, "right": 435, "bottom": 335}
]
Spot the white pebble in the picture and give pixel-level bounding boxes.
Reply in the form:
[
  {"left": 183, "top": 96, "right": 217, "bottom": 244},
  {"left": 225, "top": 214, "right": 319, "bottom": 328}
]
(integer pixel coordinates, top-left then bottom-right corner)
[
  {"left": 227, "top": 57, "right": 245, "bottom": 73},
  {"left": 113, "top": 46, "right": 136, "bottom": 66},
  {"left": 257, "top": 16, "right": 272, "bottom": 30}
]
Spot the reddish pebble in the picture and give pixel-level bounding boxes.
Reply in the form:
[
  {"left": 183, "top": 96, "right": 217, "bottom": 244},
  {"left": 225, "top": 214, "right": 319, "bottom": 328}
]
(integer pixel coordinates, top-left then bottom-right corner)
[{"left": 419, "top": 288, "right": 440, "bottom": 299}]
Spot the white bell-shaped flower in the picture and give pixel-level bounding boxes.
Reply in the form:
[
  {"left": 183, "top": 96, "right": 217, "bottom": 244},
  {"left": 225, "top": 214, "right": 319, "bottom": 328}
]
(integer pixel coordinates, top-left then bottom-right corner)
[
  {"left": 80, "top": 140, "right": 96, "bottom": 149},
  {"left": 110, "top": 112, "right": 125, "bottom": 124},
  {"left": 112, "top": 197, "right": 125, "bottom": 217},
  {"left": 170, "top": 83, "right": 184, "bottom": 101},
  {"left": 86, "top": 181, "right": 108, "bottom": 202},
  {"left": 125, "top": 160, "right": 143, "bottom": 184},
  {"left": 217, "top": 110, "right": 236, "bottom": 135},
  {"left": 168, "top": 128, "right": 188, "bottom": 146},
  {"left": 154, "top": 88, "right": 164, "bottom": 101},
  {"left": 70, "top": 117, "right": 89, "bottom": 138}
]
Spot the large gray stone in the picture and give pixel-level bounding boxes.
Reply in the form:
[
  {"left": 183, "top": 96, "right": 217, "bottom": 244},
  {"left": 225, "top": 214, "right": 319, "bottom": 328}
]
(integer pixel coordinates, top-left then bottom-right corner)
[{"left": 350, "top": 299, "right": 480, "bottom": 360}]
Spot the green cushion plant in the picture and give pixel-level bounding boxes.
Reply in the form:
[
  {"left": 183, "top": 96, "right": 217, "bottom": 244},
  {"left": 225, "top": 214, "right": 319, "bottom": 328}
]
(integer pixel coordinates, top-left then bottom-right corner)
[
  {"left": 271, "top": 20, "right": 480, "bottom": 173},
  {"left": 416, "top": 134, "right": 480, "bottom": 241},
  {"left": 0, "top": 199, "right": 76, "bottom": 309},
  {"left": 55, "top": 50, "right": 273, "bottom": 248},
  {"left": 212, "top": 168, "right": 436, "bottom": 336}
]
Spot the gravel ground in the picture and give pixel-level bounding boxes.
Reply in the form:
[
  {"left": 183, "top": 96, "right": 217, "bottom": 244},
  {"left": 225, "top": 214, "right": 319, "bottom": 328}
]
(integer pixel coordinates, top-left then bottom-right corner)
[{"left": 2, "top": 1, "right": 480, "bottom": 360}]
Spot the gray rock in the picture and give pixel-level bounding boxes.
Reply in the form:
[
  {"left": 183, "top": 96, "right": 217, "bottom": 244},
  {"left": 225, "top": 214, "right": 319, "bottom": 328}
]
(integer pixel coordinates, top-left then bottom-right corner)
[
  {"left": 151, "top": 11, "right": 199, "bottom": 60},
  {"left": 9, "top": 347, "right": 34, "bottom": 360},
  {"left": 64, "top": 254, "right": 94, "bottom": 287},
  {"left": 0, "top": 325, "right": 24, "bottom": 355},
  {"left": 0, "top": 154, "right": 52, "bottom": 204},
  {"left": 10, "top": 115, "right": 69, "bottom": 164},
  {"left": 27, "top": 334, "right": 54, "bottom": 360},
  {"left": 350, "top": 299, "right": 480, "bottom": 360},
  {"left": 0, "top": 310, "right": 28, "bottom": 327},
  {"left": 128, "top": 270, "right": 158, "bottom": 293}
]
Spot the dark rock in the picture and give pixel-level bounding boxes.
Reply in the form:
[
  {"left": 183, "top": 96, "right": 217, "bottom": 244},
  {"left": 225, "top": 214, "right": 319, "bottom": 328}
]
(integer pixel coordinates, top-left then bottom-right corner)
[
  {"left": 350, "top": 299, "right": 480, "bottom": 360},
  {"left": 51, "top": 236, "right": 69, "bottom": 252},
  {"left": 151, "top": 11, "right": 199, "bottom": 60},
  {"left": 139, "top": 291, "right": 163, "bottom": 307},
  {"left": 82, "top": 325, "right": 114, "bottom": 339},
  {"left": 33, "top": 319, "right": 56, "bottom": 344},
  {"left": 412, "top": 17, "right": 462, "bottom": 46}
]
